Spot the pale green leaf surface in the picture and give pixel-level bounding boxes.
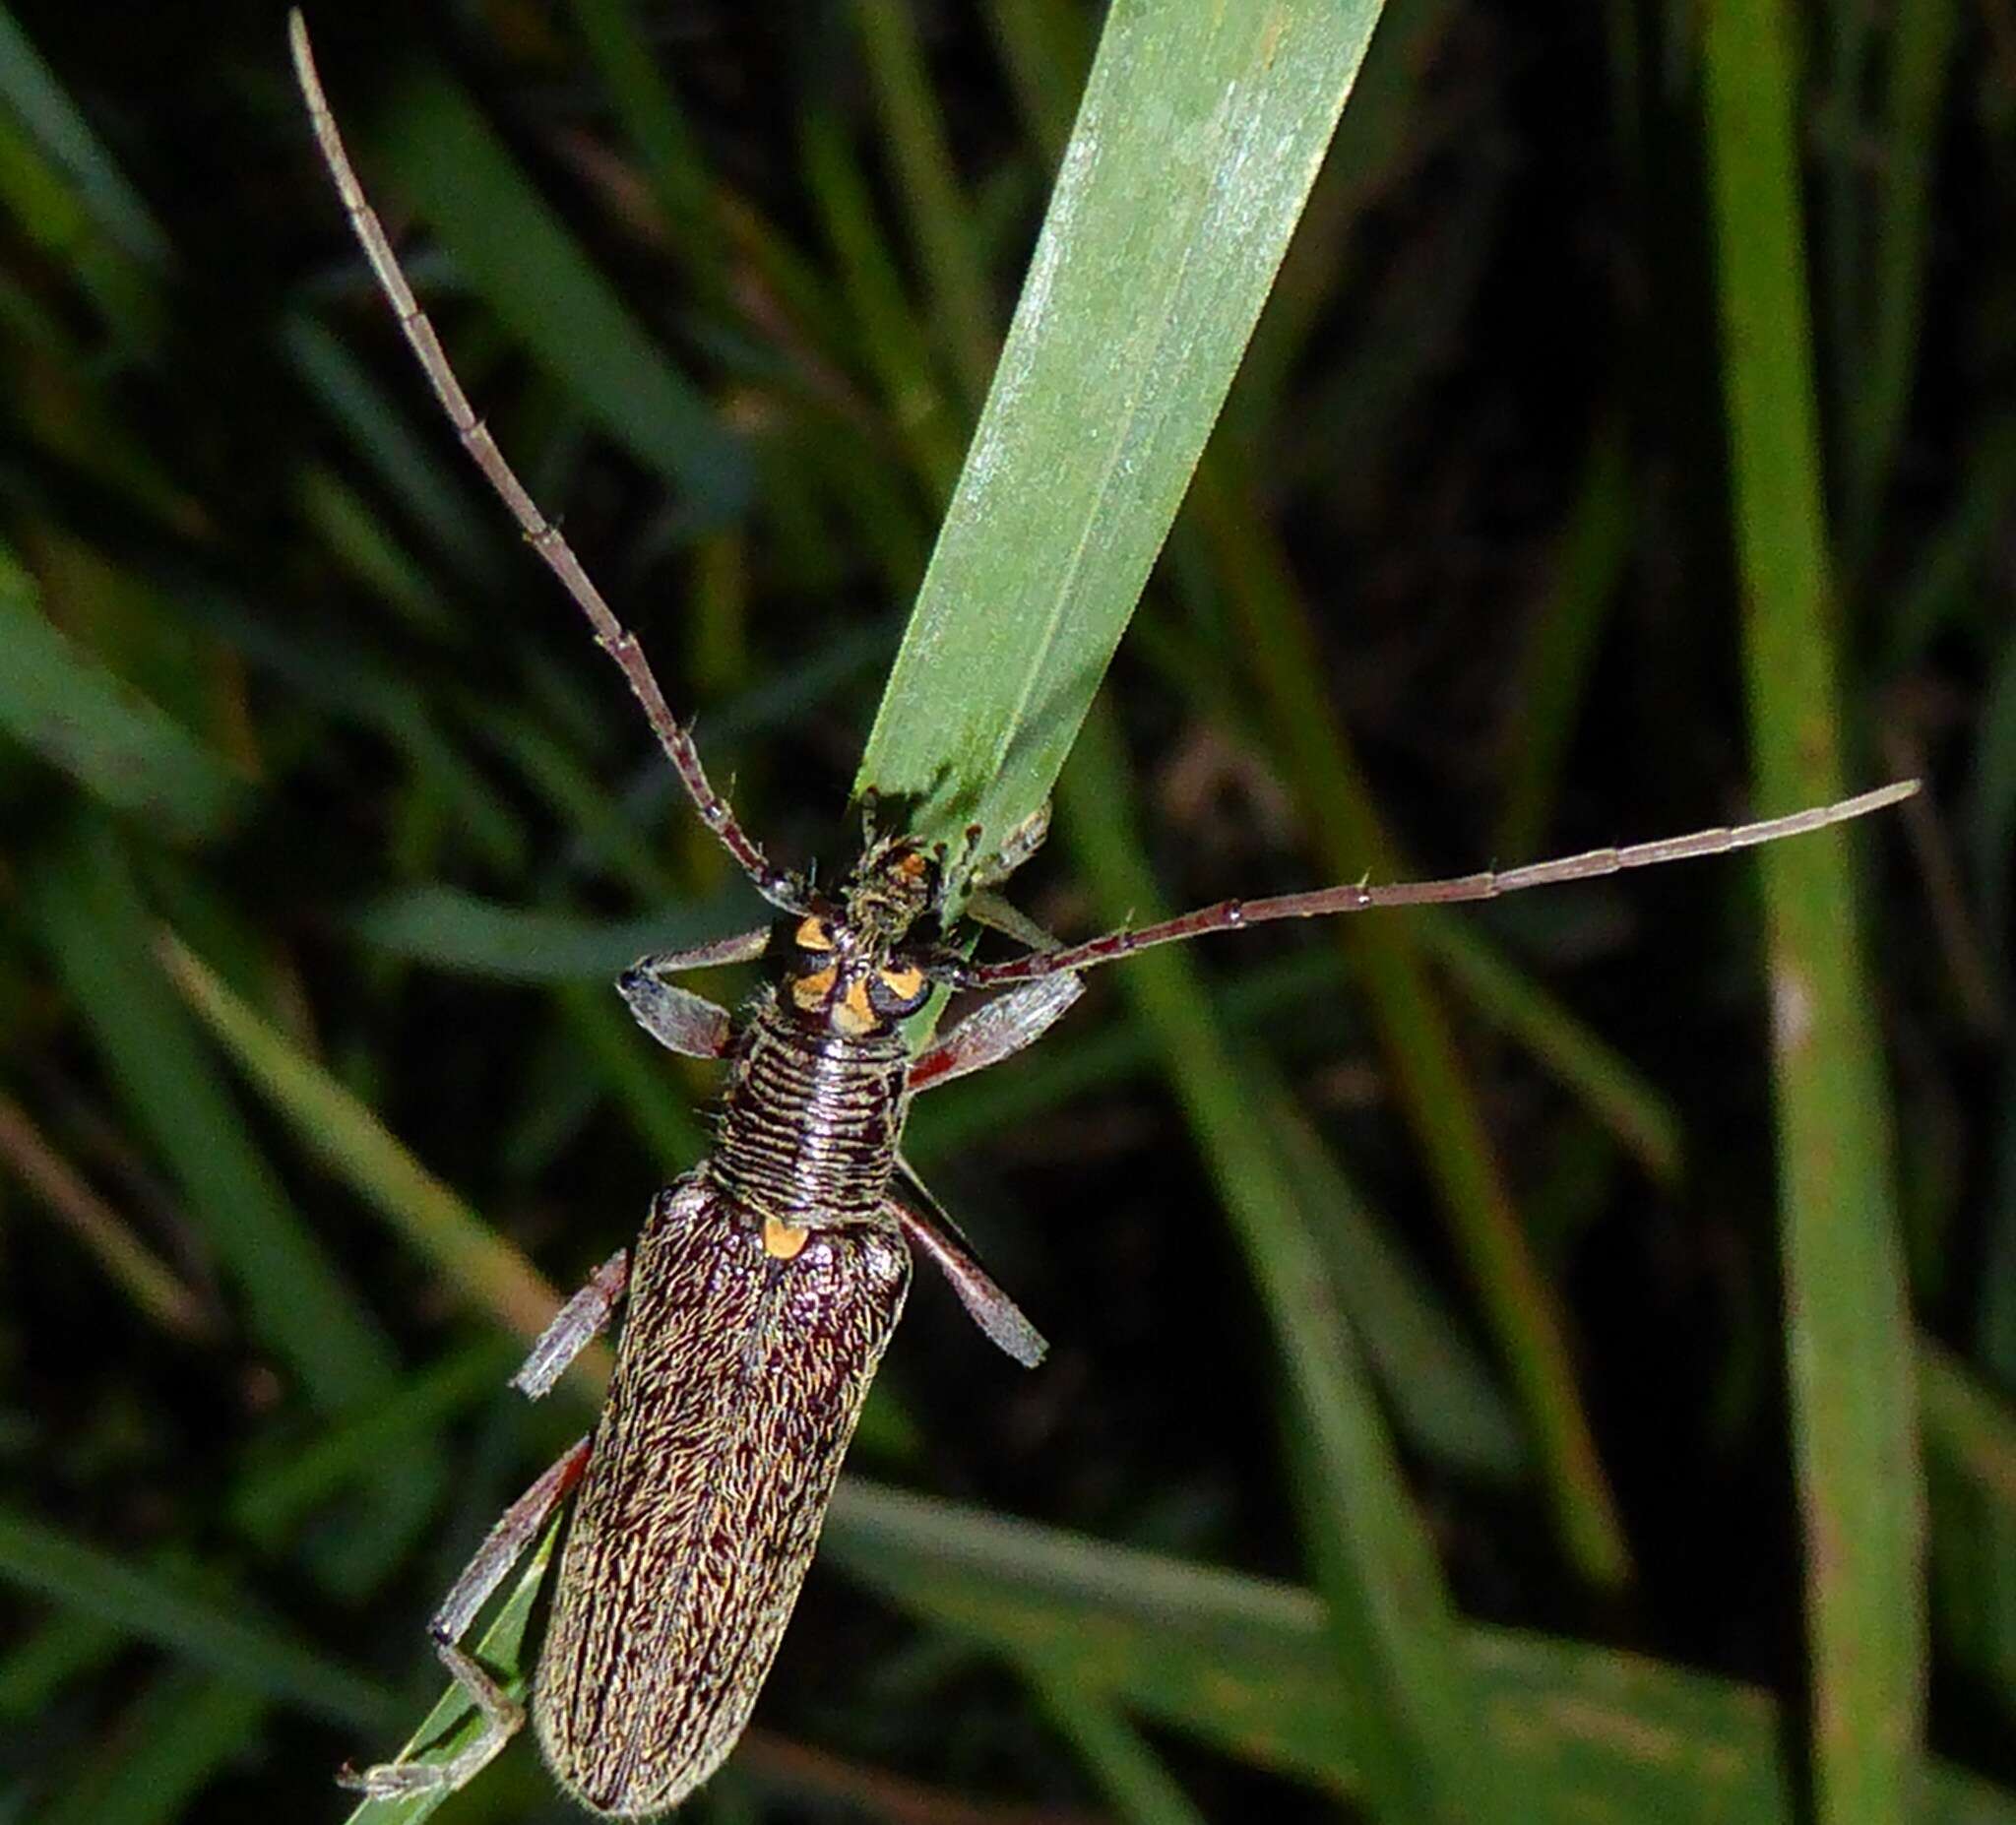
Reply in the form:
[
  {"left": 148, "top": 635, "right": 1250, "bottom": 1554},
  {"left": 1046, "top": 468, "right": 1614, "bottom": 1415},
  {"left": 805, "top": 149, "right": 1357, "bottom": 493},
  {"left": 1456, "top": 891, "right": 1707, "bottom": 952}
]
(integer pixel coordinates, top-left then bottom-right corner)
[{"left": 857, "top": 0, "right": 1387, "bottom": 873}]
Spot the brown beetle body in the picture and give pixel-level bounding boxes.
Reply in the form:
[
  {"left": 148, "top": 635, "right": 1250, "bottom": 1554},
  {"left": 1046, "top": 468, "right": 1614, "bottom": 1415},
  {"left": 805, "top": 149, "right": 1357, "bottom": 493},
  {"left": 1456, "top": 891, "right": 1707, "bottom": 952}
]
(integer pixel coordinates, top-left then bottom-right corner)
[{"left": 534, "top": 1176, "right": 909, "bottom": 1816}]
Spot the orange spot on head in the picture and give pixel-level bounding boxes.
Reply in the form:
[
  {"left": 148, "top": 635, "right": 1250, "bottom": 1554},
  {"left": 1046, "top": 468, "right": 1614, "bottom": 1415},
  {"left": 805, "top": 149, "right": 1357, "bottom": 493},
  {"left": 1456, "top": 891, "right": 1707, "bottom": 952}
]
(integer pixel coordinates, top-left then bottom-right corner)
[
  {"left": 762, "top": 1216, "right": 809, "bottom": 1260},
  {"left": 878, "top": 963, "right": 925, "bottom": 1001},
  {"left": 832, "top": 976, "right": 882, "bottom": 1037},
  {"left": 794, "top": 914, "right": 834, "bottom": 951},
  {"left": 790, "top": 964, "right": 838, "bottom": 1011}
]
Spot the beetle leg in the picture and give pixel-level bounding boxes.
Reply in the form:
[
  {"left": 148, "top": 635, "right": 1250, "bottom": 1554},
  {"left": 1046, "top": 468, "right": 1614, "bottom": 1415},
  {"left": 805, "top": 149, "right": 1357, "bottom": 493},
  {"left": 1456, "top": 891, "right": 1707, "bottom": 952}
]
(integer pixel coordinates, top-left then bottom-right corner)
[
  {"left": 339, "top": 1436, "right": 592, "bottom": 1800},
  {"left": 510, "top": 1249, "right": 629, "bottom": 1398},
  {"left": 631, "top": 924, "right": 773, "bottom": 975},
  {"left": 908, "top": 975, "right": 1085, "bottom": 1092},
  {"left": 617, "top": 972, "right": 736, "bottom": 1059},
  {"left": 888, "top": 1161, "right": 1046, "bottom": 1367}
]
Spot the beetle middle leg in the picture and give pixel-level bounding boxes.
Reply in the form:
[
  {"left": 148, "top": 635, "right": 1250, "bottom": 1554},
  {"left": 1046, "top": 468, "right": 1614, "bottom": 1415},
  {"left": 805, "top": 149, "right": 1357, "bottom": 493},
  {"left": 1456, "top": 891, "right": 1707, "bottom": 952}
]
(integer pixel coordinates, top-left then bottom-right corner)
[
  {"left": 890, "top": 1162, "right": 1046, "bottom": 1367},
  {"left": 340, "top": 1436, "right": 592, "bottom": 1799},
  {"left": 511, "top": 1249, "right": 629, "bottom": 1399}
]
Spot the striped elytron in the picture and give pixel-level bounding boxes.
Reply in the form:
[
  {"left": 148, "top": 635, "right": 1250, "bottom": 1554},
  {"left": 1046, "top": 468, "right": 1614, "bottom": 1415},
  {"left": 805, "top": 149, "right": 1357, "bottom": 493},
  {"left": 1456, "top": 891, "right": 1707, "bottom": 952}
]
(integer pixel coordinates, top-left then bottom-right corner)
[{"left": 290, "top": 13, "right": 1918, "bottom": 1817}]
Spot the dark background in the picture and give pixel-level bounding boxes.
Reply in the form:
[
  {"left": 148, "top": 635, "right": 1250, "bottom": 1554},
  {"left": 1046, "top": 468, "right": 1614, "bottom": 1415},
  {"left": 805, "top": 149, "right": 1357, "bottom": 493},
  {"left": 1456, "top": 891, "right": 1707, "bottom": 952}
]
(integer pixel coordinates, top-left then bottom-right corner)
[{"left": 0, "top": 1, "right": 2007, "bottom": 1819}]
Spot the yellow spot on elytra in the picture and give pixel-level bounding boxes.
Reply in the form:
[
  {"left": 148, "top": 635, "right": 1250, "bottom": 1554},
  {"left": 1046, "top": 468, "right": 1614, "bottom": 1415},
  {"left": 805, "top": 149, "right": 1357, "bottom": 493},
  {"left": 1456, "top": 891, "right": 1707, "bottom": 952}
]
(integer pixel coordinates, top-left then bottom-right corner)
[
  {"left": 790, "top": 964, "right": 837, "bottom": 1010},
  {"left": 762, "top": 1216, "right": 808, "bottom": 1260},
  {"left": 833, "top": 976, "right": 881, "bottom": 1036},
  {"left": 878, "top": 963, "right": 924, "bottom": 1001},
  {"left": 794, "top": 914, "right": 834, "bottom": 950}
]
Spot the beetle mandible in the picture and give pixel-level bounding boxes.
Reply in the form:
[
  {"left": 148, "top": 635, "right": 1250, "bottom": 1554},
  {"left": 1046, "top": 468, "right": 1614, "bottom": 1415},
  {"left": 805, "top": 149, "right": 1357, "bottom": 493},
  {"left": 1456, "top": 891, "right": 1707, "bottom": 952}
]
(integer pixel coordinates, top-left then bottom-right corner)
[{"left": 289, "top": 14, "right": 1917, "bottom": 1816}]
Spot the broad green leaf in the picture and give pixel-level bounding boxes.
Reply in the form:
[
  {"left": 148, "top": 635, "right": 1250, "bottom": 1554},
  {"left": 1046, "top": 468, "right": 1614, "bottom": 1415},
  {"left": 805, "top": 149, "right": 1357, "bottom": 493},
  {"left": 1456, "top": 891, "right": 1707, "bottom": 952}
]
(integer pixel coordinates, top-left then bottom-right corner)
[{"left": 856, "top": 0, "right": 1389, "bottom": 872}]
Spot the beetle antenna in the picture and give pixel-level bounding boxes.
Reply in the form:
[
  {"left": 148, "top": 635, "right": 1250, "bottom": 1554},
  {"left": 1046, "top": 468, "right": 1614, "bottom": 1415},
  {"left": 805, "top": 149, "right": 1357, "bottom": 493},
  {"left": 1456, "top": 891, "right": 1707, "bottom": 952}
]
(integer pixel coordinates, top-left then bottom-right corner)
[
  {"left": 287, "top": 13, "right": 801, "bottom": 912},
  {"left": 958, "top": 780, "right": 1922, "bottom": 986}
]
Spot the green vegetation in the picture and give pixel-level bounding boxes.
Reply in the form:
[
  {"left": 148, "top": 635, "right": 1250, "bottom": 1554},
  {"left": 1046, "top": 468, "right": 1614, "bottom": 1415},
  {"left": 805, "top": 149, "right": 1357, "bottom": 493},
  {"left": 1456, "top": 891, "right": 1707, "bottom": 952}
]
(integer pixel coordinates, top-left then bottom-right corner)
[{"left": 0, "top": 2, "right": 2004, "bottom": 1820}]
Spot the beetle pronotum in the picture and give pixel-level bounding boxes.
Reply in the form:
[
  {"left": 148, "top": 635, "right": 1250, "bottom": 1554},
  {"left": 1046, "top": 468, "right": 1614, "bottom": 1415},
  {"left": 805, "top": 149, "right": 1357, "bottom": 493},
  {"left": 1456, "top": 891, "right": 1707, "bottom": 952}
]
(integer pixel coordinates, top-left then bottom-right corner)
[{"left": 289, "top": 13, "right": 1918, "bottom": 1816}]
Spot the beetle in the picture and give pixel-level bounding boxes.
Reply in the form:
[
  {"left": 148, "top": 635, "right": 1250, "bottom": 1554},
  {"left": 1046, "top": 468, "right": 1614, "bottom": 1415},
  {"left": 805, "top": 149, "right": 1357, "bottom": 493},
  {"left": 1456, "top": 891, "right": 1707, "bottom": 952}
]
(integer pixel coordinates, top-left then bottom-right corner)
[{"left": 289, "top": 13, "right": 1917, "bottom": 1815}]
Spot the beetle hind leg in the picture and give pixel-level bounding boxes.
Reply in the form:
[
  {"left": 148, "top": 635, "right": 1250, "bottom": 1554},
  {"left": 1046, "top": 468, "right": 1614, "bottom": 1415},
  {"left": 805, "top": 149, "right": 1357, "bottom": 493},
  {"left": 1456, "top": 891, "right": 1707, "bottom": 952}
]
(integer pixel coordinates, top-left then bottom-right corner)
[{"left": 338, "top": 1436, "right": 591, "bottom": 1799}]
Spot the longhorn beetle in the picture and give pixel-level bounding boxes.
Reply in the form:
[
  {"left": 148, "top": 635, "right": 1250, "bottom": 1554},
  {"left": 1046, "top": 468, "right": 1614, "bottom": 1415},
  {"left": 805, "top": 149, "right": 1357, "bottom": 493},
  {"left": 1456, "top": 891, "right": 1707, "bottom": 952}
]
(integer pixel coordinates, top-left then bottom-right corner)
[{"left": 290, "top": 14, "right": 1919, "bottom": 1817}]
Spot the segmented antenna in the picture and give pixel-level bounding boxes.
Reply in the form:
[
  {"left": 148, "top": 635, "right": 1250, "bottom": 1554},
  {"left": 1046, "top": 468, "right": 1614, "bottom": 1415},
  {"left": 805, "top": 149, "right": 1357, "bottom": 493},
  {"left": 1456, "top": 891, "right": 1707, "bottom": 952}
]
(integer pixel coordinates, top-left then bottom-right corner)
[
  {"left": 287, "top": 13, "right": 800, "bottom": 912},
  {"left": 959, "top": 779, "right": 1922, "bottom": 986}
]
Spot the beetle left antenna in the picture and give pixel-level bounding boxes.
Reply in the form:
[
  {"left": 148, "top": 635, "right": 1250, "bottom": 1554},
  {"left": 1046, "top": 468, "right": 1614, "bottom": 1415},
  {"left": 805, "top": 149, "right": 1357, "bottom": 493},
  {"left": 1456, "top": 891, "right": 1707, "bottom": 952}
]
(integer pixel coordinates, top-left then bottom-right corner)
[{"left": 287, "top": 13, "right": 801, "bottom": 912}]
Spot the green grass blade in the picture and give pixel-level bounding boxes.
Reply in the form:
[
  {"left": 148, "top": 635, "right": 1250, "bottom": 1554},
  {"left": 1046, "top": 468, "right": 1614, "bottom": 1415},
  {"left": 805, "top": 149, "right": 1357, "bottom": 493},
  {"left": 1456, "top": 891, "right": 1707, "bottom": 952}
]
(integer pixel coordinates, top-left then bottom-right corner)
[
  {"left": 1027, "top": 1675, "right": 1209, "bottom": 1825},
  {"left": 852, "top": 0, "right": 995, "bottom": 407},
  {"left": 1420, "top": 916, "right": 1683, "bottom": 1186},
  {"left": 230, "top": 1337, "right": 522, "bottom": 1545},
  {"left": 350, "top": 884, "right": 752, "bottom": 981},
  {"left": 158, "top": 932, "right": 583, "bottom": 1356},
  {"left": 1493, "top": 421, "right": 1634, "bottom": 861},
  {"left": 0, "top": 542, "right": 245, "bottom": 841},
  {"left": 562, "top": 0, "right": 725, "bottom": 299},
  {"left": 826, "top": 1481, "right": 2016, "bottom": 1824},
  {"left": 0, "top": 1504, "right": 393, "bottom": 1730},
  {"left": 1702, "top": 0, "right": 1926, "bottom": 1816},
  {"left": 1920, "top": 1339, "right": 2016, "bottom": 1516},
  {"left": 1055, "top": 700, "right": 1502, "bottom": 1825},
  {"left": 1845, "top": 0, "right": 1962, "bottom": 554},
  {"left": 340, "top": 1514, "right": 565, "bottom": 1825},
  {"left": 370, "top": 63, "right": 749, "bottom": 520},
  {"left": 0, "top": 5, "right": 167, "bottom": 266},
  {"left": 281, "top": 312, "right": 505, "bottom": 591},
  {"left": 0, "top": 1612, "right": 122, "bottom": 1718},
  {"left": 28, "top": 823, "right": 397, "bottom": 1413},
  {"left": 855, "top": 0, "right": 1388, "bottom": 865},
  {"left": 1192, "top": 467, "right": 1631, "bottom": 1590}
]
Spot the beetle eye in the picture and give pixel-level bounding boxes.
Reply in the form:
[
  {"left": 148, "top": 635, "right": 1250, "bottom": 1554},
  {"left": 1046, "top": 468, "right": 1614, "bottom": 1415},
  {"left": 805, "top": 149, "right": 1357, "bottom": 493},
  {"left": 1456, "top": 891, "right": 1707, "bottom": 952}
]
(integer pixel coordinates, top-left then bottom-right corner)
[{"left": 867, "top": 962, "right": 930, "bottom": 1019}]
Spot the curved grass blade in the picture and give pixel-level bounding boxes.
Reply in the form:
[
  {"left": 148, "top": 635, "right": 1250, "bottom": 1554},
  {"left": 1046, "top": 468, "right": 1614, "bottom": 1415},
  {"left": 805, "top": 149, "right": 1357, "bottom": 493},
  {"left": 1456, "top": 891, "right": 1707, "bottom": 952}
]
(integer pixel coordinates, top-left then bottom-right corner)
[
  {"left": 340, "top": 1514, "right": 565, "bottom": 1825},
  {"left": 826, "top": 1482, "right": 2016, "bottom": 1825},
  {"left": 158, "top": 932, "right": 580, "bottom": 1354},
  {"left": 0, "top": 1504, "right": 392, "bottom": 1731},
  {"left": 856, "top": 0, "right": 1390, "bottom": 869},
  {"left": 1027, "top": 1674, "right": 1209, "bottom": 1825},
  {"left": 1054, "top": 700, "right": 1503, "bottom": 1825},
  {"left": 351, "top": 885, "right": 754, "bottom": 982},
  {"left": 0, "top": 6, "right": 166, "bottom": 266},
  {"left": 1191, "top": 462, "right": 1631, "bottom": 1589},
  {"left": 29, "top": 823, "right": 396, "bottom": 1414},
  {"left": 0, "top": 544, "right": 245, "bottom": 842},
  {"left": 1703, "top": 0, "right": 1925, "bottom": 1813},
  {"left": 368, "top": 60, "right": 749, "bottom": 522}
]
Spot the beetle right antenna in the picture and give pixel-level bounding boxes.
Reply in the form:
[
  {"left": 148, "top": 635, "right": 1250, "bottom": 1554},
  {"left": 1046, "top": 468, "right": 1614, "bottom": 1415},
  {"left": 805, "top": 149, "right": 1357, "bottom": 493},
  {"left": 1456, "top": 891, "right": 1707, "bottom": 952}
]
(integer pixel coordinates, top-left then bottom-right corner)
[{"left": 288, "top": 13, "right": 801, "bottom": 912}]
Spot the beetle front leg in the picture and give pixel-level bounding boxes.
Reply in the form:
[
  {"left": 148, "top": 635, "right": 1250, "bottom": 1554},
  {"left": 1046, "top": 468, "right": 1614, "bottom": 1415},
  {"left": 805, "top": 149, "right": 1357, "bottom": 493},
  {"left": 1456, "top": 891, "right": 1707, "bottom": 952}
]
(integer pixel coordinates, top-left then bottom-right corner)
[
  {"left": 339, "top": 1436, "right": 592, "bottom": 1800},
  {"left": 908, "top": 975, "right": 1085, "bottom": 1092},
  {"left": 617, "top": 971, "right": 736, "bottom": 1059},
  {"left": 511, "top": 1249, "right": 629, "bottom": 1398}
]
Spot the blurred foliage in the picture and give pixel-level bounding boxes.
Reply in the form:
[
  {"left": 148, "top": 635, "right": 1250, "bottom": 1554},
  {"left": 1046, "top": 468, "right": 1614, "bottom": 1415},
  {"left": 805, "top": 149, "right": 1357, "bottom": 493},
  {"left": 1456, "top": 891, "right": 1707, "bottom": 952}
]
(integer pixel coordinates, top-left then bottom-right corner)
[{"left": 0, "top": 1, "right": 2010, "bottom": 1822}]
